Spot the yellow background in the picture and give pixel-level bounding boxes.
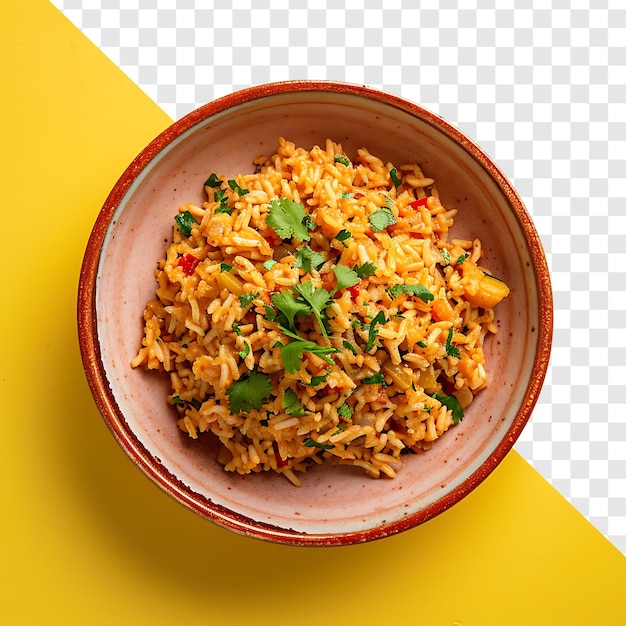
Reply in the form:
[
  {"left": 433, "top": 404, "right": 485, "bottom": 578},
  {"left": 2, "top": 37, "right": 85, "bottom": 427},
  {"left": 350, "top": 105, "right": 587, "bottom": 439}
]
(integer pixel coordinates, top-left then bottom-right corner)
[{"left": 1, "top": 1, "right": 623, "bottom": 624}]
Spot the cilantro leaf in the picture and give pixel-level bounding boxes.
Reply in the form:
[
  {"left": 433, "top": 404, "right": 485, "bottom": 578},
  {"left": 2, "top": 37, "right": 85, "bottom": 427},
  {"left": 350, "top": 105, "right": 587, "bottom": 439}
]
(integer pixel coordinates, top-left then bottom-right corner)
[
  {"left": 263, "top": 259, "right": 278, "bottom": 270},
  {"left": 445, "top": 329, "right": 461, "bottom": 359},
  {"left": 226, "top": 370, "right": 273, "bottom": 414},
  {"left": 282, "top": 387, "right": 305, "bottom": 416},
  {"left": 456, "top": 253, "right": 469, "bottom": 265},
  {"left": 293, "top": 281, "right": 332, "bottom": 336},
  {"left": 204, "top": 173, "right": 222, "bottom": 188},
  {"left": 227, "top": 179, "right": 248, "bottom": 196},
  {"left": 239, "top": 292, "right": 258, "bottom": 309},
  {"left": 389, "top": 167, "right": 402, "bottom": 188},
  {"left": 303, "top": 438, "right": 334, "bottom": 450},
  {"left": 174, "top": 211, "right": 197, "bottom": 237},
  {"left": 386, "top": 283, "right": 434, "bottom": 303},
  {"left": 276, "top": 326, "right": 339, "bottom": 374},
  {"left": 433, "top": 392, "right": 464, "bottom": 424},
  {"left": 335, "top": 229, "right": 352, "bottom": 247},
  {"left": 334, "top": 154, "right": 351, "bottom": 166},
  {"left": 362, "top": 373, "right": 386, "bottom": 385},
  {"left": 271, "top": 290, "right": 311, "bottom": 331},
  {"left": 267, "top": 198, "right": 313, "bottom": 242},
  {"left": 239, "top": 342, "right": 251, "bottom": 359},
  {"left": 369, "top": 206, "right": 396, "bottom": 232},
  {"left": 220, "top": 263, "right": 233, "bottom": 272},
  {"left": 331, "top": 265, "right": 361, "bottom": 294},
  {"left": 365, "top": 311, "right": 387, "bottom": 353},
  {"left": 352, "top": 262, "right": 377, "bottom": 279},
  {"left": 308, "top": 370, "right": 330, "bottom": 386},
  {"left": 294, "top": 245, "right": 326, "bottom": 274},
  {"left": 342, "top": 339, "right": 358, "bottom": 355},
  {"left": 441, "top": 248, "right": 451, "bottom": 266},
  {"left": 278, "top": 338, "right": 338, "bottom": 374},
  {"left": 337, "top": 403, "right": 353, "bottom": 419}
]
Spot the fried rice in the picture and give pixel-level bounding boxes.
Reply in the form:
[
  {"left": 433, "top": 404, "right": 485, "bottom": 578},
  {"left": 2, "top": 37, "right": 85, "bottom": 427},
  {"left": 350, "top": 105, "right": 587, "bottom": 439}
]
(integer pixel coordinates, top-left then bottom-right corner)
[{"left": 131, "top": 137, "right": 510, "bottom": 486}]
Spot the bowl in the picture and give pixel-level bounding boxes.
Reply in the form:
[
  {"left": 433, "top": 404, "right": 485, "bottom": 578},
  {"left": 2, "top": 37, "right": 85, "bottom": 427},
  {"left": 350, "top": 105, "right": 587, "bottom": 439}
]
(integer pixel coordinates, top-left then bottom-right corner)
[{"left": 78, "top": 80, "right": 552, "bottom": 546}]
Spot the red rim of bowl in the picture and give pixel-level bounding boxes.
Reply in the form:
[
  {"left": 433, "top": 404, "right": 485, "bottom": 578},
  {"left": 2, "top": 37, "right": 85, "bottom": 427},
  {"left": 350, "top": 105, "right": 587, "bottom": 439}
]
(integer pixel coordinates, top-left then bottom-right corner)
[{"left": 77, "top": 80, "right": 553, "bottom": 546}]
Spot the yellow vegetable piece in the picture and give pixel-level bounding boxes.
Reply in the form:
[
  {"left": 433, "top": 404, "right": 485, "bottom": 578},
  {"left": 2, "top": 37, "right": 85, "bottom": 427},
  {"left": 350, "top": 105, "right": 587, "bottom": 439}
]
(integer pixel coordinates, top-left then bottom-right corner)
[
  {"left": 216, "top": 271, "right": 244, "bottom": 296},
  {"left": 417, "top": 365, "right": 438, "bottom": 392},
  {"left": 381, "top": 361, "right": 412, "bottom": 391}
]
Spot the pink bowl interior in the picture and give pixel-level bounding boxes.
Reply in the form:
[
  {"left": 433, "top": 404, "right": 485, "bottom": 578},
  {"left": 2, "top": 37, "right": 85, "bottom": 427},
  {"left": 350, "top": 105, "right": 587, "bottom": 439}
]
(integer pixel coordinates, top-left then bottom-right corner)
[{"left": 79, "top": 82, "right": 552, "bottom": 545}]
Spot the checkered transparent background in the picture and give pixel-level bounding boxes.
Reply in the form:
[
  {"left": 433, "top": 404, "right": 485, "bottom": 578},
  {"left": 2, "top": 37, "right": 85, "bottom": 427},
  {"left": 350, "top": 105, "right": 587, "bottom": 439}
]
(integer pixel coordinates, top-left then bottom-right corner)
[{"left": 53, "top": 0, "right": 626, "bottom": 553}]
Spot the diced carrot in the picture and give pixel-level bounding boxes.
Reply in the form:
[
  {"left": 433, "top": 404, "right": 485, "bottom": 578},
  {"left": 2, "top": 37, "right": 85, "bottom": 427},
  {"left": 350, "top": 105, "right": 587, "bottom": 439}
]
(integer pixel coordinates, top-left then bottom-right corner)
[{"left": 431, "top": 298, "right": 454, "bottom": 322}]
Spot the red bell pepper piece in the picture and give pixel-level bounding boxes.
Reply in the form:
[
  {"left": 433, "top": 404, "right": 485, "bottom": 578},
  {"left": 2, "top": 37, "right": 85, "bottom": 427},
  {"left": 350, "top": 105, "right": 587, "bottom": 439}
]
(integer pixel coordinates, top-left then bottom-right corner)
[
  {"left": 408, "top": 197, "right": 429, "bottom": 209},
  {"left": 179, "top": 254, "right": 200, "bottom": 276}
]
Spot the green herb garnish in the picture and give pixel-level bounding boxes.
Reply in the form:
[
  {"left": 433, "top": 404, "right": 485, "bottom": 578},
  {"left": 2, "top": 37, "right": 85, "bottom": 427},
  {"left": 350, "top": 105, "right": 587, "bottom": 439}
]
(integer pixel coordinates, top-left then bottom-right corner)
[
  {"left": 445, "top": 329, "right": 461, "bottom": 359},
  {"left": 282, "top": 387, "right": 305, "bottom": 416},
  {"left": 389, "top": 167, "right": 402, "bottom": 187},
  {"left": 227, "top": 179, "right": 249, "bottom": 196},
  {"left": 335, "top": 229, "right": 352, "bottom": 246},
  {"left": 226, "top": 370, "right": 274, "bottom": 414},
  {"left": 239, "top": 292, "right": 258, "bottom": 309},
  {"left": 267, "top": 198, "right": 314, "bottom": 242},
  {"left": 433, "top": 392, "right": 464, "bottom": 424},
  {"left": 362, "top": 373, "right": 386, "bottom": 385},
  {"left": 364, "top": 310, "right": 387, "bottom": 353},
  {"left": 369, "top": 206, "right": 396, "bottom": 232},
  {"left": 303, "top": 438, "right": 334, "bottom": 450},
  {"left": 386, "top": 283, "right": 434, "bottom": 303},
  {"left": 174, "top": 210, "right": 197, "bottom": 237}
]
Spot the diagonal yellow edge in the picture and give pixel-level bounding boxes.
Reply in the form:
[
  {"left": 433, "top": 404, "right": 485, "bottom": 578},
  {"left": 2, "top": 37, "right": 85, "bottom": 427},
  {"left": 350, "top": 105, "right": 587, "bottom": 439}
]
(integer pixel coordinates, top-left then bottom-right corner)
[{"left": 1, "top": 1, "right": 623, "bottom": 625}]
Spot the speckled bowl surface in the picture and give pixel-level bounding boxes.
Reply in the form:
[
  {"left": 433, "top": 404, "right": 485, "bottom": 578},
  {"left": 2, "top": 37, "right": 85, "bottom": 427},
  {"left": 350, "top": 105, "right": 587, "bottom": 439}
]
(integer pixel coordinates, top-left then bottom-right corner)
[{"left": 78, "top": 81, "right": 552, "bottom": 546}]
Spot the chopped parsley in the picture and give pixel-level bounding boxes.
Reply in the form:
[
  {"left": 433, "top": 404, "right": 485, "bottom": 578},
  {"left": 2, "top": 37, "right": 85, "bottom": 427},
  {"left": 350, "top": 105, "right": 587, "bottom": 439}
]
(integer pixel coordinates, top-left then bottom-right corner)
[
  {"left": 386, "top": 283, "right": 434, "bottom": 303},
  {"left": 303, "top": 438, "right": 334, "bottom": 450},
  {"left": 294, "top": 245, "right": 326, "bottom": 274},
  {"left": 352, "top": 262, "right": 377, "bottom": 279},
  {"left": 417, "top": 340, "right": 428, "bottom": 349},
  {"left": 308, "top": 370, "right": 330, "bottom": 386},
  {"left": 389, "top": 167, "right": 402, "bottom": 188},
  {"left": 267, "top": 198, "right": 314, "bottom": 242},
  {"left": 335, "top": 229, "right": 352, "bottom": 246},
  {"left": 174, "top": 210, "right": 197, "bottom": 237},
  {"left": 282, "top": 387, "right": 305, "bottom": 417},
  {"left": 227, "top": 179, "right": 248, "bottom": 196},
  {"left": 337, "top": 403, "right": 354, "bottom": 419},
  {"left": 204, "top": 173, "right": 222, "bottom": 188},
  {"left": 172, "top": 395, "right": 184, "bottom": 406},
  {"left": 445, "top": 329, "right": 461, "bottom": 359},
  {"left": 238, "top": 342, "right": 251, "bottom": 359},
  {"left": 369, "top": 206, "right": 396, "bottom": 232},
  {"left": 334, "top": 154, "right": 351, "bottom": 166},
  {"left": 362, "top": 373, "right": 386, "bottom": 385},
  {"left": 220, "top": 263, "right": 233, "bottom": 272},
  {"left": 456, "top": 253, "right": 469, "bottom": 265},
  {"left": 239, "top": 292, "right": 258, "bottom": 309},
  {"left": 364, "top": 310, "right": 387, "bottom": 353},
  {"left": 433, "top": 392, "right": 464, "bottom": 424},
  {"left": 342, "top": 339, "right": 358, "bottom": 355},
  {"left": 226, "top": 370, "right": 274, "bottom": 414}
]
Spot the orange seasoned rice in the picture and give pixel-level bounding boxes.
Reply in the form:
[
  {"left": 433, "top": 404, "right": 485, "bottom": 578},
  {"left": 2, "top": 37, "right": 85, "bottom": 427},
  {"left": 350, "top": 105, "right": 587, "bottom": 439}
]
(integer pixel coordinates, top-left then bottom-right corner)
[{"left": 131, "top": 137, "right": 510, "bottom": 486}]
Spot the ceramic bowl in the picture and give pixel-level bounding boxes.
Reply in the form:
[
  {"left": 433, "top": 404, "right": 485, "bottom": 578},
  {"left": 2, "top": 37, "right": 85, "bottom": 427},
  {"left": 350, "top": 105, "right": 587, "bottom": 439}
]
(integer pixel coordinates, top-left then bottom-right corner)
[{"left": 78, "top": 81, "right": 552, "bottom": 546}]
